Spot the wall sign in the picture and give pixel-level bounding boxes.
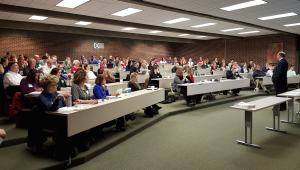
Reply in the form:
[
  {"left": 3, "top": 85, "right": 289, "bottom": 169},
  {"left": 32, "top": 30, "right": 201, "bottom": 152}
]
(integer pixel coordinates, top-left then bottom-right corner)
[{"left": 94, "top": 43, "right": 104, "bottom": 49}]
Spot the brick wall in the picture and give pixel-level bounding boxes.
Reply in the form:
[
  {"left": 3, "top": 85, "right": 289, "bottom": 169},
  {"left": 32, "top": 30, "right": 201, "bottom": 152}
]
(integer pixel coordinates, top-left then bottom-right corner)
[
  {"left": 0, "top": 36, "right": 175, "bottom": 63},
  {"left": 175, "top": 34, "right": 297, "bottom": 67}
]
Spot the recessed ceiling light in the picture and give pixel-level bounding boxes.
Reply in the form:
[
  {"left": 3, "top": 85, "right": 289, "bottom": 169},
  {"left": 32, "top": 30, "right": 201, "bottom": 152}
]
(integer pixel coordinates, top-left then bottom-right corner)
[
  {"left": 56, "top": 0, "right": 89, "bottom": 8},
  {"left": 284, "top": 23, "right": 300, "bottom": 27},
  {"left": 122, "top": 27, "right": 137, "bottom": 30},
  {"left": 149, "top": 31, "right": 162, "bottom": 33},
  {"left": 163, "top": 18, "right": 190, "bottom": 24},
  {"left": 111, "top": 8, "right": 143, "bottom": 17},
  {"left": 258, "top": 12, "right": 297, "bottom": 20},
  {"left": 29, "top": 15, "right": 48, "bottom": 20},
  {"left": 221, "top": 0, "right": 268, "bottom": 11},
  {"left": 75, "top": 21, "right": 92, "bottom": 25},
  {"left": 238, "top": 31, "right": 260, "bottom": 34},
  {"left": 191, "top": 23, "right": 217, "bottom": 28},
  {"left": 195, "top": 36, "right": 207, "bottom": 38},
  {"left": 221, "top": 28, "right": 244, "bottom": 32},
  {"left": 178, "top": 34, "right": 189, "bottom": 36}
]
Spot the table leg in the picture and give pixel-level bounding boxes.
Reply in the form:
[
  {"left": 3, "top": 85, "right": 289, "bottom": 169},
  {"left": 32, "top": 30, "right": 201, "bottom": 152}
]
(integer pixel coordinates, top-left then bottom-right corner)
[
  {"left": 237, "top": 111, "right": 260, "bottom": 148},
  {"left": 266, "top": 104, "right": 287, "bottom": 133},
  {"left": 281, "top": 97, "right": 300, "bottom": 125}
]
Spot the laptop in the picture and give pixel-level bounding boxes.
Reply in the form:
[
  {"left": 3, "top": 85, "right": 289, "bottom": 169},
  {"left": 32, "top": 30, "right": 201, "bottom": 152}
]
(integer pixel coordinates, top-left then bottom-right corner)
[
  {"left": 139, "top": 71, "right": 147, "bottom": 75},
  {"left": 107, "top": 63, "right": 114, "bottom": 68}
]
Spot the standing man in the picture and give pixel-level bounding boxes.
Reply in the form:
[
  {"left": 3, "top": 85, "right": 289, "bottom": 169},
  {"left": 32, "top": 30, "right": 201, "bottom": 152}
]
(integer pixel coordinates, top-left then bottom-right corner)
[{"left": 272, "top": 52, "right": 288, "bottom": 111}]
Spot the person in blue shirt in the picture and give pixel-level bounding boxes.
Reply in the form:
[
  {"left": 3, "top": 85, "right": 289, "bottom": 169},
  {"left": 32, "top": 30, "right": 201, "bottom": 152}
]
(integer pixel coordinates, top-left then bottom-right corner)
[
  {"left": 0, "top": 57, "right": 9, "bottom": 79},
  {"left": 57, "top": 63, "right": 68, "bottom": 80},
  {"left": 89, "top": 55, "right": 99, "bottom": 64}
]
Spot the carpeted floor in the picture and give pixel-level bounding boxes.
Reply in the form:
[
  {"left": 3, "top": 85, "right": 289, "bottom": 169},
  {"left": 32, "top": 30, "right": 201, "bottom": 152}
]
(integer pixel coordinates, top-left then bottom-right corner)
[{"left": 71, "top": 95, "right": 300, "bottom": 170}]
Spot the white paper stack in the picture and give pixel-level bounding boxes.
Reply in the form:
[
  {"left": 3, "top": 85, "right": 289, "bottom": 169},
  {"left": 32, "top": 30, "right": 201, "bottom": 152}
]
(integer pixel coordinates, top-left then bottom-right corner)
[{"left": 234, "top": 102, "right": 255, "bottom": 108}]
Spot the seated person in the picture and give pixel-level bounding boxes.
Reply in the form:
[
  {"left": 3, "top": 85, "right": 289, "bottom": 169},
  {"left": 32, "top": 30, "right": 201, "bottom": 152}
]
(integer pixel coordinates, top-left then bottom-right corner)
[
  {"left": 172, "top": 57, "right": 179, "bottom": 65},
  {"left": 0, "top": 57, "right": 9, "bottom": 79},
  {"left": 266, "top": 65, "right": 274, "bottom": 77},
  {"left": 183, "top": 63, "right": 189, "bottom": 72},
  {"left": 79, "top": 55, "right": 88, "bottom": 64},
  {"left": 130, "top": 62, "right": 140, "bottom": 74},
  {"left": 252, "top": 65, "right": 274, "bottom": 94},
  {"left": 39, "top": 56, "right": 48, "bottom": 66},
  {"left": 211, "top": 62, "right": 219, "bottom": 71},
  {"left": 20, "top": 69, "right": 43, "bottom": 108},
  {"left": 128, "top": 73, "right": 162, "bottom": 117},
  {"left": 262, "top": 62, "right": 269, "bottom": 72},
  {"left": 71, "top": 70, "right": 98, "bottom": 104},
  {"left": 148, "top": 66, "right": 162, "bottom": 87},
  {"left": 171, "top": 63, "right": 179, "bottom": 73},
  {"left": 220, "top": 62, "right": 228, "bottom": 71},
  {"left": 57, "top": 63, "right": 68, "bottom": 80},
  {"left": 89, "top": 55, "right": 99, "bottom": 64},
  {"left": 71, "top": 60, "right": 81, "bottom": 74},
  {"left": 3, "top": 62, "right": 23, "bottom": 97},
  {"left": 139, "top": 63, "right": 149, "bottom": 74},
  {"left": 23, "top": 59, "right": 37, "bottom": 76},
  {"left": 103, "top": 70, "right": 115, "bottom": 83},
  {"left": 63, "top": 57, "right": 72, "bottom": 70},
  {"left": 42, "top": 59, "right": 55, "bottom": 75},
  {"left": 126, "top": 60, "right": 132, "bottom": 71},
  {"left": 50, "top": 68, "right": 71, "bottom": 91},
  {"left": 84, "top": 64, "right": 97, "bottom": 79},
  {"left": 287, "top": 66, "right": 296, "bottom": 76},
  {"left": 172, "top": 68, "right": 194, "bottom": 106},
  {"left": 114, "top": 61, "right": 123, "bottom": 74},
  {"left": 0, "top": 129, "right": 6, "bottom": 139},
  {"left": 241, "top": 63, "right": 249, "bottom": 73},
  {"left": 226, "top": 65, "right": 243, "bottom": 96},
  {"left": 99, "top": 59, "right": 108, "bottom": 74},
  {"left": 201, "top": 61, "right": 209, "bottom": 69},
  {"left": 18, "top": 55, "right": 27, "bottom": 73},
  {"left": 186, "top": 68, "right": 202, "bottom": 104}
]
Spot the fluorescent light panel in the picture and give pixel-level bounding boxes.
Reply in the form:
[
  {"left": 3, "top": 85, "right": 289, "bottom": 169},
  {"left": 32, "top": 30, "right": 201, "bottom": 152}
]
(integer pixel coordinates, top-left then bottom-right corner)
[
  {"left": 258, "top": 12, "right": 297, "bottom": 20},
  {"left": 284, "top": 23, "right": 300, "bottom": 27},
  {"left": 56, "top": 0, "right": 89, "bottom": 8},
  {"left": 149, "top": 31, "right": 162, "bottom": 33},
  {"left": 191, "top": 23, "right": 217, "bottom": 28},
  {"left": 29, "top": 15, "right": 48, "bottom": 20},
  {"left": 163, "top": 18, "right": 190, "bottom": 24},
  {"left": 111, "top": 8, "right": 143, "bottom": 17},
  {"left": 178, "top": 34, "right": 189, "bottom": 36},
  {"left": 221, "top": 0, "right": 268, "bottom": 11},
  {"left": 195, "top": 36, "right": 207, "bottom": 38},
  {"left": 238, "top": 31, "right": 260, "bottom": 34},
  {"left": 221, "top": 28, "right": 244, "bottom": 32},
  {"left": 122, "top": 27, "right": 137, "bottom": 30},
  {"left": 75, "top": 21, "right": 92, "bottom": 25}
]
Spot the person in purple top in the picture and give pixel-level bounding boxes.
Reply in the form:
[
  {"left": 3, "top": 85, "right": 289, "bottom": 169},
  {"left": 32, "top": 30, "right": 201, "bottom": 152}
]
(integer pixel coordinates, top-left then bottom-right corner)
[{"left": 262, "top": 62, "right": 270, "bottom": 72}]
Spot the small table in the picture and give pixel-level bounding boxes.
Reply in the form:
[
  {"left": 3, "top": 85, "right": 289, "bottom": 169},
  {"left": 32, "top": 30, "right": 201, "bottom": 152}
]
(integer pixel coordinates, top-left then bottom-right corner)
[
  {"left": 230, "top": 97, "right": 291, "bottom": 148},
  {"left": 278, "top": 90, "right": 300, "bottom": 125}
]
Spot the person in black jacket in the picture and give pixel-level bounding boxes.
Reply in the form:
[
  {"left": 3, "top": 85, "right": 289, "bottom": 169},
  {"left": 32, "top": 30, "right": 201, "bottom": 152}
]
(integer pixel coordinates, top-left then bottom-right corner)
[
  {"left": 226, "top": 65, "right": 243, "bottom": 96},
  {"left": 171, "top": 63, "right": 179, "bottom": 73},
  {"left": 272, "top": 52, "right": 288, "bottom": 111},
  {"left": 130, "top": 62, "right": 140, "bottom": 74},
  {"left": 252, "top": 65, "right": 273, "bottom": 94},
  {"left": 128, "top": 72, "right": 162, "bottom": 117},
  {"left": 201, "top": 60, "right": 209, "bottom": 69},
  {"left": 148, "top": 66, "right": 162, "bottom": 87}
]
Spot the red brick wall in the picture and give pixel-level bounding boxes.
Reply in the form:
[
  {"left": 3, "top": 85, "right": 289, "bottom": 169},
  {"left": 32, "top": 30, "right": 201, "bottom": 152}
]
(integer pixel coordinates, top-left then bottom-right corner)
[
  {"left": 0, "top": 36, "right": 175, "bottom": 62},
  {"left": 175, "top": 34, "right": 297, "bottom": 67}
]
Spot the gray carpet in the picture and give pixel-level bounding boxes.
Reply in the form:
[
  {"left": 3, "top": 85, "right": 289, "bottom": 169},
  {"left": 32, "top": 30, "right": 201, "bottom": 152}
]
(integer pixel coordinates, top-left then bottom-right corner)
[{"left": 71, "top": 96, "right": 300, "bottom": 170}]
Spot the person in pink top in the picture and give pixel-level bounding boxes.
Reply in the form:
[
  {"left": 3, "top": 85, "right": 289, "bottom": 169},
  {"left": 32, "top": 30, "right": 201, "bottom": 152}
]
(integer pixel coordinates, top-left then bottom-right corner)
[
  {"left": 79, "top": 55, "right": 88, "bottom": 64},
  {"left": 99, "top": 58, "right": 108, "bottom": 74},
  {"left": 197, "top": 57, "right": 204, "bottom": 65}
]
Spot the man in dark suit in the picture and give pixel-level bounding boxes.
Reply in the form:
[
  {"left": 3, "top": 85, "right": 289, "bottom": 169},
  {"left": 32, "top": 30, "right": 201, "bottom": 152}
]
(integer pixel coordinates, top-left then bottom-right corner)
[{"left": 272, "top": 52, "right": 288, "bottom": 111}]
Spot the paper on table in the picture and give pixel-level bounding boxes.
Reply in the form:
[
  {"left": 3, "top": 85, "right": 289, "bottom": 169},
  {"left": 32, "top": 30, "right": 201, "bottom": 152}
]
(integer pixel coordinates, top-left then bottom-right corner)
[
  {"left": 0, "top": 137, "right": 3, "bottom": 145},
  {"left": 58, "top": 107, "right": 74, "bottom": 111},
  {"left": 29, "top": 91, "right": 42, "bottom": 95}
]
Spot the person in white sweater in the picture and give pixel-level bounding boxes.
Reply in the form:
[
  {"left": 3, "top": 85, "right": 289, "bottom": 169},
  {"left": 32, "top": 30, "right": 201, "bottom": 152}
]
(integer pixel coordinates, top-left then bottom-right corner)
[{"left": 84, "top": 64, "right": 97, "bottom": 79}]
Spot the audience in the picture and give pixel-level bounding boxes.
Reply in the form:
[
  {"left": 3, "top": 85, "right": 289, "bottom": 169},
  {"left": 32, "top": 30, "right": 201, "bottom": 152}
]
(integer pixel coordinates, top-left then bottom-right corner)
[
  {"left": 107, "top": 56, "right": 113, "bottom": 64},
  {"left": 18, "top": 55, "right": 27, "bottom": 73},
  {"left": 52, "top": 55, "right": 58, "bottom": 66},
  {"left": 128, "top": 72, "right": 161, "bottom": 117},
  {"left": 250, "top": 63, "right": 256, "bottom": 72},
  {"left": 148, "top": 66, "right": 162, "bottom": 87},
  {"left": 201, "top": 61, "right": 209, "bottom": 69},
  {"left": 226, "top": 65, "right": 243, "bottom": 96},
  {"left": 9, "top": 54, "right": 17, "bottom": 62},
  {"left": 188, "top": 58, "right": 194, "bottom": 67},
  {"left": 228, "top": 59, "right": 234, "bottom": 67},
  {"left": 0, "top": 58, "right": 9, "bottom": 79},
  {"left": 84, "top": 64, "right": 97, "bottom": 79},
  {"left": 24, "top": 56, "right": 29, "bottom": 64},
  {"left": 20, "top": 69, "right": 43, "bottom": 108},
  {"left": 130, "top": 62, "right": 140, "bottom": 74},
  {"left": 42, "top": 59, "right": 55, "bottom": 75},
  {"left": 50, "top": 68, "right": 71, "bottom": 91},
  {"left": 221, "top": 59, "right": 227, "bottom": 66},
  {"left": 39, "top": 56, "right": 48, "bottom": 66},
  {"left": 56, "top": 64, "right": 68, "bottom": 80},
  {"left": 211, "top": 62, "right": 219, "bottom": 71},
  {"left": 252, "top": 65, "right": 273, "bottom": 94},
  {"left": 247, "top": 60, "right": 253, "bottom": 70},
  {"left": 168, "top": 57, "right": 173, "bottom": 64},
  {"left": 239, "top": 61, "right": 244, "bottom": 70},
  {"left": 139, "top": 63, "right": 148, "bottom": 74},
  {"left": 45, "top": 53, "right": 50, "bottom": 59},
  {"left": 172, "top": 68, "right": 194, "bottom": 106},
  {"left": 262, "top": 62, "right": 269, "bottom": 72},
  {"left": 23, "top": 59, "right": 37, "bottom": 76},
  {"left": 99, "top": 58, "right": 108, "bottom": 74},
  {"left": 197, "top": 57, "right": 204, "bottom": 65},
  {"left": 183, "top": 63, "right": 189, "bottom": 72},
  {"left": 181, "top": 57, "right": 187, "bottom": 65},
  {"left": 172, "top": 57, "right": 179, "bottom": 65},
  {"left": 103, "top": 70, "right": 115, "bottom": 83},
  {"left": 171, "top": 63, "right": 180, "bottom": 73},
  {"left": 71, "top": 60, "right": 81, "bottom": 73},
  {"left": 266, "top": 65, "right": 274, "bottom": 77},
  {"left": 34, "top": 55, "right": 42, "bottom": 68},
  {"left": 112, "top": 56, "right": 119, "bottom": 67},
  {"left": 214, "top": 58, "right": 220, "bottom": 66},
  {"left": 186, "top": 68, "right": 202, "bottom": 104},
  {"left": 89, "top": 56, "right": 99, "bottom": 64},
  {"left": 79, "top": 55, "right": 88, "bottom": 64},
  {"left": 3, "top": 62, "right": 23, "bottom": 97},
  {"left": 71, "top": 70, "right": 98, "bottom": 104},
  {"left": 241, "top": 63, "right": 249, "bottom": 73},
  {"left": 206, "top": 58, "right": 211, "bottom": 65},
  {"left": 287, "top": 66, "right": 296, "bottom": 76},
  {"left": 98, "top": 56, "right": 103, "bottom": 64},
  {"left": 220, "top": 62, "right": 228, "bottom": 71},
  {"left": 126, "top": 60, "right": 133, "bottom": 71},
  {"left": 63, "top": 57, "right": 72, "bottom": 70}
]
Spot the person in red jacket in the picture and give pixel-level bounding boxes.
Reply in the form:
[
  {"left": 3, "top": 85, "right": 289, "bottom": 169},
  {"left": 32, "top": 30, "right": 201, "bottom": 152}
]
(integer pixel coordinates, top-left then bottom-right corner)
[{"left": 71, "top": 60, "right": 81, "bottom": 73}]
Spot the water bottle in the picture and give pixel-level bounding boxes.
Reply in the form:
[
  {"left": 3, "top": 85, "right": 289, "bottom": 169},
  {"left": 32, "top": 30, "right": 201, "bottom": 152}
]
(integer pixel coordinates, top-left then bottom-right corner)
[{"left": 105, "top": 64, "right": 106, "bottom": 69}]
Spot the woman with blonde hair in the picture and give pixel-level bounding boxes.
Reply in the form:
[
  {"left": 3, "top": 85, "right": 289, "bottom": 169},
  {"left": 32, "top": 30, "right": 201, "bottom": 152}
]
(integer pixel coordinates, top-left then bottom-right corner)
[
  {"left": 103, "top": 69, "right": 115, "bottom": 83},
  {"left": 172, "top": 68, "right": 194, "bottom": 106}
]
